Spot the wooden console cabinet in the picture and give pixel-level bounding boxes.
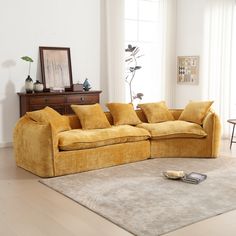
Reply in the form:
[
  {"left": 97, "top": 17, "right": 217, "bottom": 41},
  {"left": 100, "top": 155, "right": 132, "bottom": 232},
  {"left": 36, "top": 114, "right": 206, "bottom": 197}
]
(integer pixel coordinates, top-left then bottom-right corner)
[{"left": 17, "top": 91, "right": 102, "bottom": 117}]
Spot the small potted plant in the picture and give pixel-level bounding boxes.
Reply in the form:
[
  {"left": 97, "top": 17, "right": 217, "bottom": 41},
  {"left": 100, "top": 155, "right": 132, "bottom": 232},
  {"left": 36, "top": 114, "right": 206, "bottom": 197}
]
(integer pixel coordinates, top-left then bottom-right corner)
[{"left": 21, "top": 56, "right": 34, "bottom": 93}]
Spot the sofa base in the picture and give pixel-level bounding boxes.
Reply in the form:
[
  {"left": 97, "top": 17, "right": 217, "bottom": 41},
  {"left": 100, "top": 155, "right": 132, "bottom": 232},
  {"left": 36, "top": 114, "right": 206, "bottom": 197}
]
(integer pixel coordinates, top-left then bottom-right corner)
[
  {"left": 54, "top": 140, "right": 150, "bottom": 176},
  {"left": 151, "top": 138, "right": 218, "bottom": 158}
]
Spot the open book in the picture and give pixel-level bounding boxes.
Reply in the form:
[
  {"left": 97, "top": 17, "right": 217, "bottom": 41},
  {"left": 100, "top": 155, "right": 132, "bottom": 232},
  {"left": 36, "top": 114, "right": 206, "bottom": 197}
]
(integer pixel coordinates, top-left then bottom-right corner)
[{"left": 181, "top": 172, "right": 207, "bottom": 184}]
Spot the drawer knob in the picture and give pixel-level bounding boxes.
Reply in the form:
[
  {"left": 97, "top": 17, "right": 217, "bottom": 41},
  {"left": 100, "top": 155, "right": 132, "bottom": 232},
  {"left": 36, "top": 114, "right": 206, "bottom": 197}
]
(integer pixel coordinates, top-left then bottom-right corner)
[{"left": 80, "top": 97, "right": 85, "bottom": 101}]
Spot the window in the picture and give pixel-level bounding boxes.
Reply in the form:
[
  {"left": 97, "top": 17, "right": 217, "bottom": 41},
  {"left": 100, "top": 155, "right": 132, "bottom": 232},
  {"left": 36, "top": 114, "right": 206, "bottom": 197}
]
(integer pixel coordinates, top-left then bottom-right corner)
[{"left": 125, "top": 0, "right": 162, "bottom": 103}]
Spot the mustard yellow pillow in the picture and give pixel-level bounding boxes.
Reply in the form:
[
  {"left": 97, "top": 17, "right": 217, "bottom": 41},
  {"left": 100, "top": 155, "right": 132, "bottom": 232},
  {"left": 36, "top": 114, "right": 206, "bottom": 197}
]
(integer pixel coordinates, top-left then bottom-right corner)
[
  {"left": 138, "top": 101, "right": 174, "bottom": 123},
  {"left": 71, "top": 104, "right": 111, "bottom": 130},
  {"left": 26, "top": 106, "right": 71, "bottom": 133},
  {"left": 106, "top": 103, "right": 141, "bottom": 125},
  {"left": 179, "top": 101, "right": 214, "bottom": 125}
]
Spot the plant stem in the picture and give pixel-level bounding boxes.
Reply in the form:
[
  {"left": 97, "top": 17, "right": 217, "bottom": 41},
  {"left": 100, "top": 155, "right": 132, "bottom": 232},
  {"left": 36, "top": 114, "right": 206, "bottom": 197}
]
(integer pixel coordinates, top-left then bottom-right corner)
[
  {"left": 129, "top": 81, "right": 133, "bottom": 103},
  {"left": 28, "top": 62, "right": 31, "bottom": 76},
  {"left": 129, "top": 56, "right": 137, "bottom": 103}
]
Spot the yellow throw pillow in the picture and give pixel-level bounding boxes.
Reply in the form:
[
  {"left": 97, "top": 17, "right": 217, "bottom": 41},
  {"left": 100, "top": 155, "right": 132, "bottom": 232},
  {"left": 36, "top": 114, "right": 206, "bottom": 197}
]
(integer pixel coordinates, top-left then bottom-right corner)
[
  {"left": 26, "top": 106, "right": 71, "bottom": 133},
  {"left": 71, "top": 103, "right": 111, "bottom": 129},
  {"left": 106, "top": 103, "right": 142, "bottom": 125},
  {"left": 178, "top": 101, "right": 214, "bottom": 125},
  {"left": 138, "top": 101, "right": 174, "bottom": 123}
]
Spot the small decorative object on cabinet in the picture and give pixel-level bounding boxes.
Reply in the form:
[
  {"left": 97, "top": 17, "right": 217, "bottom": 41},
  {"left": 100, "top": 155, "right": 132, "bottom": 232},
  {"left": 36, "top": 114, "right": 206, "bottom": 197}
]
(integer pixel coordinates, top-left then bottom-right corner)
[
  {"left": 17, "top": 90, "right": 102, "bottom": 117},
  {"left": 83, "top": 78, "right": 92, "bottom": 91},
  {"left": 33, "top": 80, "right": 44, "bottom": 93},
  {"left": 73, "top": 83, "right": 83, "bottom": 91},
  {"left": 21, "top": 56, "right": 34, "bottom": 93},
  {"left": 25, "top": 75, "right": 34, "bottom": 93}
]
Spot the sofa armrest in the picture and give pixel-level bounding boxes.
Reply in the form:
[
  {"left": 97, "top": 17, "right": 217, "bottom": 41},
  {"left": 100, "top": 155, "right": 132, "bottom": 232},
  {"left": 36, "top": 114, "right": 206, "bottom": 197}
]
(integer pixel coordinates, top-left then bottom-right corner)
[
  {"left": 13, "top": 116, "right": 57, "bottom": 177},
  {"left": 202, "top": 111, "right": 221, "bottom": 157}
]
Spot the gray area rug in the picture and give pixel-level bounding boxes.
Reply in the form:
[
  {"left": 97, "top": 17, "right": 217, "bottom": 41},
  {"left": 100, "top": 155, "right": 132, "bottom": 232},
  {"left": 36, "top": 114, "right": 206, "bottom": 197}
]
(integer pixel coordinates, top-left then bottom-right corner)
[{"left": 40, "top": 157, "right": 236, "bottom": 236}]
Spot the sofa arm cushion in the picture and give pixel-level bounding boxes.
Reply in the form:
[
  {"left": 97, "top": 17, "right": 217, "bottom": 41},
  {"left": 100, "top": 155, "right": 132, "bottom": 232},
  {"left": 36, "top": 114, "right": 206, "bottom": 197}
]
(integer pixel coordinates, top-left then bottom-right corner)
[
  {"left": 202, "top": 111, "right": 221, "bottom": 157},
  {"left": 13, "top": 116, "right": 56, "bottom": 177}
]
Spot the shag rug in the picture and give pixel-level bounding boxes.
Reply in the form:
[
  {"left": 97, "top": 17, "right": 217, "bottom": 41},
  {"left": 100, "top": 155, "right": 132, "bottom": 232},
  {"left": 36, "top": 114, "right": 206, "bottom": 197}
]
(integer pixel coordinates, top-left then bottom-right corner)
[{"left": 40, "top": 157, "right": 236, "bottom": 236}]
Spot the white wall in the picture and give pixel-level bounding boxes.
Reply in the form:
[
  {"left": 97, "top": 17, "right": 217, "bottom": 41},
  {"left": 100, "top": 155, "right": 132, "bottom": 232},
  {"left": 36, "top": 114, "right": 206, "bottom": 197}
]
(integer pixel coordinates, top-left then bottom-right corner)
[
  {"left": 174, "top": 0, "right": 206, "bottom": 108},
  {"left": 0, "top": 0, "right": 100, "bottom": 145}
]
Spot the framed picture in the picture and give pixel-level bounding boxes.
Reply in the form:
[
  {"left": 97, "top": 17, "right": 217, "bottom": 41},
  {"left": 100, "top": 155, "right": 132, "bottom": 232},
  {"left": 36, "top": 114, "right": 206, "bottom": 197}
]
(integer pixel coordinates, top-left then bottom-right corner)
[
  {"left": 39, "top": 46, "right": 73, "bottom": 91},
  {"left": 177, "top": 56, "right": 199, "bottom": 85}
]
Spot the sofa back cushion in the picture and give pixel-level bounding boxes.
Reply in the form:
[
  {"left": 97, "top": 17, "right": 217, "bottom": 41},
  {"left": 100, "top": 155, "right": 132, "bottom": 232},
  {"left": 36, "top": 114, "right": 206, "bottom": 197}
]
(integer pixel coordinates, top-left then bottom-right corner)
[
  {"left": 170, "top": 109, "right": 183, "bottom": 120},
  {"left": 26, "top": 106, "right": 71, "bottom": 133},
  {"left": 179, "top": 101, "right": 213, "bottom": 125},
  {"left": 71, "top": 104, "right": 111, "bottom": 130},
  {"left": 67, "top": 112, "right": 116, "bottom": 129},
  {"left": 138, "top": 101, "right": 175, "bottom": 123},
  {"left": 106, "top": 103, "right": 142, "bottom": 125},
  {"left": 65, "top": 109, "right": 185, "bottom": 129},
  {"left": 66, "top": 115, "right": 82, "bottom": 129}
]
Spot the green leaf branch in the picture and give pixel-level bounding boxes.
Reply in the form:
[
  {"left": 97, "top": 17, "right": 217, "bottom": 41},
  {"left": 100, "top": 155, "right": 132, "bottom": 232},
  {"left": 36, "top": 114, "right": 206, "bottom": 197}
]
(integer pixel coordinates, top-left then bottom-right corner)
[{"left": 21, "top": 56, "right": 34, "bottom": 76}]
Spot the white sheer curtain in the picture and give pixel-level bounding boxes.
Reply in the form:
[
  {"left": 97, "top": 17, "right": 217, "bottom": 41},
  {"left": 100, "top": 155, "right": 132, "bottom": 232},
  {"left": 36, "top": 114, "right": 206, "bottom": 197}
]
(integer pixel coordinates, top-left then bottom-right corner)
[
  {"left": 100, "top": 0, "right": 126, "bottom": 105},
  {"left": 159, "top": 0, "right": 177, "bottom": 107},
  {"left": 203, "top": 0, "right": 235, "bottom": 137},
  {"left": 124, "top": 0, "right": 176, "bottom": 107}
]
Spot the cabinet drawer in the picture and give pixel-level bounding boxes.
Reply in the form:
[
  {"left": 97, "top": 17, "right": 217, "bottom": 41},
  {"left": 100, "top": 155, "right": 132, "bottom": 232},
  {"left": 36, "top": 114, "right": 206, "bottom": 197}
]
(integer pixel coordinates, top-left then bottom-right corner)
[
  {"left": 29, "top": 96, "right": 65, "bottom": 105},
  {"left": 67, "top": 94, "right": 99, "bottom": 104},
  {"left": 30, "top": 105, "right": 65, "bottom": 114},
  {"left": 29, "top": 105, "right": 46, "bottom": 111}
]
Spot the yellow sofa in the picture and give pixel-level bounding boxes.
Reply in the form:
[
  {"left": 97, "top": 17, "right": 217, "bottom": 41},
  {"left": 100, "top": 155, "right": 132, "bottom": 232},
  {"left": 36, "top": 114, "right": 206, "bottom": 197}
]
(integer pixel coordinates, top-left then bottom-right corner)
[{"left": 13, "top": 109, "right": 221, "bottom": 177}]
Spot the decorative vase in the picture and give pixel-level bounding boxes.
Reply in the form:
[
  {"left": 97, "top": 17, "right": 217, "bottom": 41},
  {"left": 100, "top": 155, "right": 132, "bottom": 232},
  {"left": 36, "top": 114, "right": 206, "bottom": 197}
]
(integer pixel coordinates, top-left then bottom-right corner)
[
  {"left": 83, "top": 78, "right": 91, "bottom": 91},
  {"left": 25, "top": 75, "right": 33, "bottom": 93},
  {"left": 33, "top": 80, "right": 44, "bottom": 93}
]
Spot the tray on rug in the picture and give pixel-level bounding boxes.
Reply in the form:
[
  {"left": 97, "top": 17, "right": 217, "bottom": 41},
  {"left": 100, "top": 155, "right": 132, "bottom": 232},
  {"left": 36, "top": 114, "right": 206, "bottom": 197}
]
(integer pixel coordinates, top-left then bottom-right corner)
[{"left": 40, "top": 157, "right": 236, "bottom": 236}]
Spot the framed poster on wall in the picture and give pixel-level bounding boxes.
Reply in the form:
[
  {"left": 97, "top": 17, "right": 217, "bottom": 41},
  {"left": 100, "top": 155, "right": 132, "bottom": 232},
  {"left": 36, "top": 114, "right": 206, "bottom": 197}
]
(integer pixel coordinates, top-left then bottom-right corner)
[{"left": 177, "top": 56, "right": 199, "bottom": 85}]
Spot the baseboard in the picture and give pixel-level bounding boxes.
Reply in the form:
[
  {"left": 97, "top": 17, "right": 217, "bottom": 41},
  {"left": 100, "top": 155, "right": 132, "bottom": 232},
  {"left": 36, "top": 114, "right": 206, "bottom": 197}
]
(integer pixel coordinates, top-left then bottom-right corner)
[{"left": 0, "top": 142, "right": 13, "bottom": 148}]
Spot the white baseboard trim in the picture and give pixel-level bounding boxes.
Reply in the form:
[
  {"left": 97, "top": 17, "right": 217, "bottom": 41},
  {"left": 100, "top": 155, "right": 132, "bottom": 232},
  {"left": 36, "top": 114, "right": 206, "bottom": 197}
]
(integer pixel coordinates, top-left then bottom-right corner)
[{"left": 0, "top": 142, "right": 13, "bottom": 148}]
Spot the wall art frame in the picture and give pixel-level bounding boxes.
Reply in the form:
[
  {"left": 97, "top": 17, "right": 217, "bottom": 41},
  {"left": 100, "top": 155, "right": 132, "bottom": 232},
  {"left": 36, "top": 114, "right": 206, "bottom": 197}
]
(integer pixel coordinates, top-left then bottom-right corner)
[
  {"left": 39, "top": 46, "right": 73, "bottom": 91},
  {"left": 177, "top": 56, "right": 199, "bottom": 85}
]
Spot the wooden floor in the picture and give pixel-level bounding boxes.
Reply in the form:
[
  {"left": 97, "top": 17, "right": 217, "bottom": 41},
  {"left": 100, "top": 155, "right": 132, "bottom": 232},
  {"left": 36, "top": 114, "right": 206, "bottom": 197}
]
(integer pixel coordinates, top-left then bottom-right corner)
[{"left": 1, "top": 140, "right": 236, "bottom": 236}]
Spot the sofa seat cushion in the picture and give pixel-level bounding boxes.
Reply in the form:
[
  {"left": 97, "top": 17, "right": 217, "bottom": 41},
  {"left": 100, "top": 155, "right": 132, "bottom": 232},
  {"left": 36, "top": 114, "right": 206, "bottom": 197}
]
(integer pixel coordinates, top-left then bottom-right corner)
[
  {"left": 58, "top": 125, "right": 150, "bottom": 151},
  {"left": 137, "top": 121, "right": 207, "bottom": 139}
]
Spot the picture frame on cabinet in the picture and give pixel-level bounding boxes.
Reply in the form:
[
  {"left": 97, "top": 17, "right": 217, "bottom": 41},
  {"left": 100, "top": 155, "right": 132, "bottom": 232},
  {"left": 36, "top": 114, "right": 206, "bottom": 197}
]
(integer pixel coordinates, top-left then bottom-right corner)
[{"left": 39, "top": 46, "right": 73, "bottom": 91}]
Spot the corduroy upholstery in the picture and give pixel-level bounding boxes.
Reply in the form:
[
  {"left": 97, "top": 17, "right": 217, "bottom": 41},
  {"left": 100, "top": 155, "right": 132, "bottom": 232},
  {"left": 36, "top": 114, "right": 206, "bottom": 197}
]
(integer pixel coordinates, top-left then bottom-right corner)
[
  {"left": 13, "top": 109, "right": 221, "bottom": 177},
  {"left": 58, "top": 125, "right": 150, "bottom": 151},
  {"left": 137, "top": 121, "right": 207, "bottom": 139}
]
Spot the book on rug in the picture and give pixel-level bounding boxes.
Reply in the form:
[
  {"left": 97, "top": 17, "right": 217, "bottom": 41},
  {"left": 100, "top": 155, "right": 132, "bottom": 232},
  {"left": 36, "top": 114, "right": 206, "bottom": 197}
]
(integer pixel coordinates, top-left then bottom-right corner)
[
  {"left": 181, "top": 172, "right": 207, "bottom": 184},
  {"left": 163, "top": 171, "right": 207, "bottom": 184}
]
